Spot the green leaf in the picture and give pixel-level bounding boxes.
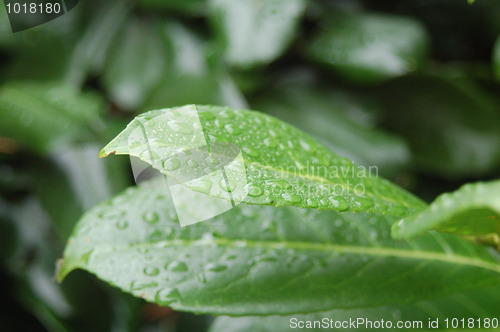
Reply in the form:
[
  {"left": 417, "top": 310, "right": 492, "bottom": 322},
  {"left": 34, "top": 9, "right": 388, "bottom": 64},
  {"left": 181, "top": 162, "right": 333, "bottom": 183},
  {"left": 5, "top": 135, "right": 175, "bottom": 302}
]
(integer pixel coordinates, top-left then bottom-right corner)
[
  {"left": 393, "top": 180, "right": 500, "bottom": 241},
  {"left": 58, "top": 182, "right": 500, "bottom": 315},
  {"left": 100, "top": 105, "right": 425, "bottom": 217},
  {"left": 65, "top": 0, "right": 130, "bottom": 86},
  {"left": 209, "top": 0, "right": 306, "bottom": 68},
  {"left": 308, "top": 12, "right": 428, "bottom": 84},
  {"left": 494, "top": 35, "right": 500, "bottom": 81},
  {"left": 0, "top": 82, "right": 104, "bottom": 153},
  {"left": 209, "top": 286, "right": 500, "bottom": 331},
  {"left": 102, "top": 19, "right": 168, "bottom": 110},
  {"left": 140, "top": 22, "right": 247, "bottom": 110},
  {"left": 252, "top": 82, "right": 410, "bottom": 178},
  {"left": 379, "top": 76, "right": 500, "bottom": 178},
  {"left": 30, "top": 145, "right": 130, "bottom": 239}
]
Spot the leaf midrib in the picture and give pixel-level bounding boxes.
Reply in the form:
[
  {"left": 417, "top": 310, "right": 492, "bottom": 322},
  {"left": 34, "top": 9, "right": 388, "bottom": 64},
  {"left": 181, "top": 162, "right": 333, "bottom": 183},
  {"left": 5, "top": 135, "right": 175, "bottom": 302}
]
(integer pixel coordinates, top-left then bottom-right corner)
[{"left": 83, "top": 237, "right": 500, "bottom": 274}]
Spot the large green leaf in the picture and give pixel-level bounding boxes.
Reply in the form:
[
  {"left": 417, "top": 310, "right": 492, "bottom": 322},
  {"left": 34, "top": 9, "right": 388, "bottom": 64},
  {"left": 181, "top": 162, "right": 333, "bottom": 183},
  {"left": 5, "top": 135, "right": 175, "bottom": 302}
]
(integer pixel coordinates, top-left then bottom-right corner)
[
  {"left": 379, "top": 76, "right": 500, "bottom": 178},
  {"left": 209, "top": 0, "right": 306, "bottom": 68},
  {"left": 100, "top": 105, "right": 425, "bottom": 217},
  {"left": 308, "top": 12, "right": 428, "bottom": 83},
  {"left": 393, "top": 180, "right": 500, "bottom": 241},
  {"left": 209, "top": 286, "right": 500, "bottom": 331},
  {"left": 58, "top": 181, "right": 500, "bottom": 315},
  {"left": 0, "top": 82, "right": 104, "bottom": 153}
]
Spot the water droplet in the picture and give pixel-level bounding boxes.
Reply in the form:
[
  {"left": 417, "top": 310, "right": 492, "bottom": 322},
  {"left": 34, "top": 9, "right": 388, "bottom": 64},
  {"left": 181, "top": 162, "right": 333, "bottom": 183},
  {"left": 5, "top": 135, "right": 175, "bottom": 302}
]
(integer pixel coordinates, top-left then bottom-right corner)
[
  {"left": 143, "top": 212, "right": 159, "bottom": 224},
  {"left": 190, "top": 178, "right": 213, "bottom": 194},
  {"left": 201, "top": 232, "right": 215, "bottom": 241},
  {"left": 391, "top": 205, "right": 406, "bottom": 216},
  {"left": 242, "top": 146, "right": 260, "bottom": 158},
  {"left": 247, "top": 184, "right": 264, "bottom": 197},
  {"left": 220, "top": 110, "right": 235, "bottom": 119},
  {"left": 166, "top": 261, "right": 189, "bottom": 272},
  {"left": 207, "top": 264, "right": 227, "bottom": 272},
  {"left": 214, "top": 119, "right": 224, "bottom": 128},
  {"left": 282, "top": 193, "right": 301, "bottom": 204},
  {"left": 115, "top": 220, "right": 128, "bottom": 230},
  {"left": 306, "top": 199, "right": 319, "bottom": 208},
  {"left": 187, "top": 159, "right": 199, "bottom": 168},
  {"left": 155, "top": 288, "right": 180, "bottom": 304},
  {"left": 268, "top": 129, "right": 278, "bottom": 137},
  {"left": 354, "top": 197, "right": 374, "bottom": 209},
  {"left": 265, "top": 179, "right": 291, "bottom": 190},
  {"left": 148, "top": 229, "right": 167, "bottom": 242},
  {"left": 224, "top": 124, "right": 241, "bottom": 135},
  {"left": 299, "top": 140, "right": 312, "bottom": 151},
  {"left": 263, "top": 137, "right": 278, "bottom": 147},
  {"left": 81, "top": 250, "right": 93, "bottom": 265},
  {"left": 99, "top": 210, "right": 126, "bottom": 220},
  {"left": 163, "top": 158, "right": 180, "bottom": 171},
  {"left": 218, "top": 178, "right": 237, "bottom": 192},
  {"left": 131, "top": 280, "right": 158, "bottom": 291},
  {"left": 329, "top": 197, "right": 349, "bottom": 211},
  {"left": 168, "top": 120, "right": 193, "bottom": 134},
  {"left": 376, "top": 201, "right": 389, "bottom": 213},
  {"left": 144, "top": 267, "right": 160, "bottom": 276}
]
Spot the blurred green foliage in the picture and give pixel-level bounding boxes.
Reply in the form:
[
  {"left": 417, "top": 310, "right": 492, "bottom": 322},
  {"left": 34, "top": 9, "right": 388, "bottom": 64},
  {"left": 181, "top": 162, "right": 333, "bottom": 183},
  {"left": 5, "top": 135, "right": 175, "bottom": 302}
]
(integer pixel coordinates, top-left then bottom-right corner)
[{"left": 0, "top": 0, "right": 499, "bottom": 331}]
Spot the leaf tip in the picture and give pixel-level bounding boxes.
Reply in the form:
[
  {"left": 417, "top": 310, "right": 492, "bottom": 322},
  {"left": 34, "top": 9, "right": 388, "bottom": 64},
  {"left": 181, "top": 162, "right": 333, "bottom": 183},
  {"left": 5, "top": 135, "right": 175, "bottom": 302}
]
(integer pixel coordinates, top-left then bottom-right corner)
[
  {"left": 98, "top": 149, "right": 115, "bottom": 158},
  {"left": 55, "top": 257, "right": 75, "bottom": 283}
]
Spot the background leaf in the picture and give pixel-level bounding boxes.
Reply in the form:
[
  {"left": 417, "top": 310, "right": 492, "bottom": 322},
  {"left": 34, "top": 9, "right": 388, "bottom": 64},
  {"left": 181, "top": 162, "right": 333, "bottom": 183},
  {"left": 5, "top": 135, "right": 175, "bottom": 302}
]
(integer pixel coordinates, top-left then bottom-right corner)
[
  {"left": 494, "top": 35, "right": 500, "bottom": 81},
  {"left": 378, "top": 75, "right": 500, "bottom": 179},
  {"left": 0, "top": 82, "right": 105, "bottom": 153},
  {"left": 393, "top": 180, "right": 500, "bottom": 241},
  {"left": 209, "top": 0, "right": 306, "bottom": 68},
  {"left": 102, "top": 18, "right": 168, "bottom": 110},
  {"left": 308, "top": 12, "right": 428, "bottom": 84},
  {"left": 252, "top": 81, "right": 410, "bottom": 178}
]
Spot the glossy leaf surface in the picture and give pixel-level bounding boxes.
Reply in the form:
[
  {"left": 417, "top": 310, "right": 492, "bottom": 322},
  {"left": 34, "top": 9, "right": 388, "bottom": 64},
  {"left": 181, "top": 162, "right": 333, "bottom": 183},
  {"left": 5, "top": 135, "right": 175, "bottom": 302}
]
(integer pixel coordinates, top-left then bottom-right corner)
[
  {"left": 100, "top": 105, "right": 425, "bottom": 217},
  {"left": 209, "top": 286, "right": 500, "bottom": 331},
  {"left": 393, "top": 180, "right": 500, "bottom": 239},
  {"left": 58, "top": 182, "right": 500, "bottom": 315}
]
